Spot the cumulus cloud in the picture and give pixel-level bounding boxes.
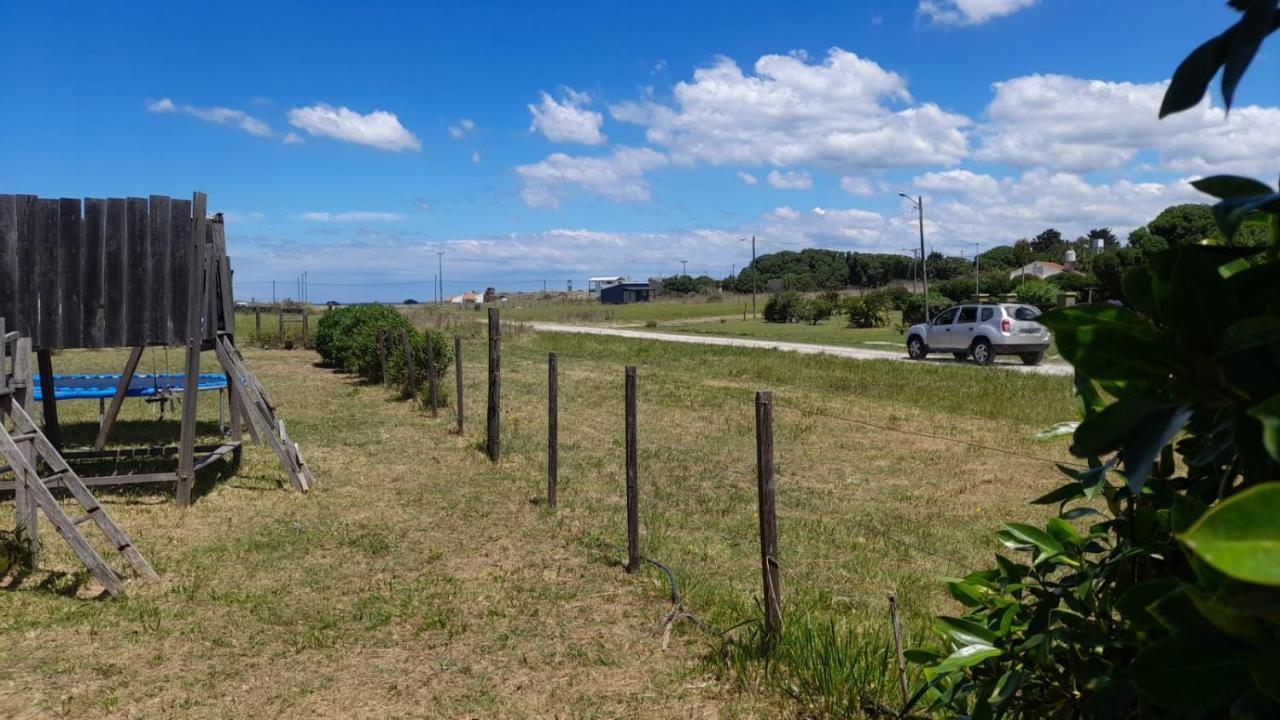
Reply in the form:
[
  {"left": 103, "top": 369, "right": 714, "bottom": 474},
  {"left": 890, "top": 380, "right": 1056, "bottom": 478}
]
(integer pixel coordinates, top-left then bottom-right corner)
[
  {"left": 515, "top": 146, "right": 668, "bottom": 209},
  {"left": 610, "top": 48, "right": 970, "bottom": 171},
  {"left": 448, "top": 118, "right": 475, "bottom": 139},
  {"left": 737, "top": 171, "right": 759, "bottom": 186},
  {"left": 919, "top": 0, "right": 1038, "bottom": 25},
  {"left": 147, "top": 97, "right": 273, "bottom": 138},
  {"left": 298, "top": 211, "right": 406, "bottom": 222},
  {"left": 977, "top": 74, "right": 1280, "bottom": 176},
  {"left": 528, "top": 88, "right": 606, "bottom": 145},
  {"left": 288, "top": 104, "right": 421, "bottom": 152},
  {"left": 840, "top": 176, "right": 874, "bottom": 196},
  {"left": 767, "top": 169, "right": 813, "bottom": 190}
]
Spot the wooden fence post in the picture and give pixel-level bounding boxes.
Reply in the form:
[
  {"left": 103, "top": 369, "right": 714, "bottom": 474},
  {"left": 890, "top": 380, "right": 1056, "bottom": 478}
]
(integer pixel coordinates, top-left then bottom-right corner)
[
  {"left": 755, "top": 389, "right": 781, "bottom": 647},
  {"left": 454, "top": 335, "right": 464, "bottom": 434},
  {"left": 377, "top": 330, "right": 387, "bottom": 384},
  {"left": 35, "top": 349, "right": 59, "bottom": 450},
  {"left": 302, "top": 309, "right": 309, "bottom": 343},
  {"left": 425, "top": 330, "right": 438, "bottom": 417},
  {"left": 548, "top": 352, "right": 558, "bottom": 508},
  {"left": 254, "top": 305, "right": 261, "bottom": 336},
  {"left": 625, "top": 365, "right": 639, "bottom": 573},
  {"left": 11, "top": 335, "right": 38, "bottom": 563},
  {"left": 486, "top": 309, "right": 500, "bottom": 461},
  {"left": 888, "top": 592, "right": 909, "bottom": 706},
  {"left": 277, "top": 305, "right": 284, "bottom": 340},
  {"left": 401, "top": 327, "right": 416, "bottom": 399}
]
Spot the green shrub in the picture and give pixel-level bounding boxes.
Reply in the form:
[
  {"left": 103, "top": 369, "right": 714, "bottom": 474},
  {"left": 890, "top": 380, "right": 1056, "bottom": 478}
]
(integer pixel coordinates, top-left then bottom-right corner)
[
  {"left": 900, "top": 293, "right": 948, "bottom": 326},
  {"left": 845, "top": 295, "right": 889, "bottom": 328},
  {"left": 1014, "top": 277, "right": 1057, "bottom": 309},
  {"left": 876, "top": 285, "right": 912, "bottom": 310},
  {"left": 384, "top": 327, "right": 453, "bottom": 400},
  {"left": 932, "top": 277, "right": 975, "bottom": 303},
  {"left": 313, "top": 303, "right": 451, "bottom": 391},
  {"left": 793, "top": 297, "right": 835, "bottom": 325},
  {"left": 763, "top": 291, "right": 802, "bottom": 323}
]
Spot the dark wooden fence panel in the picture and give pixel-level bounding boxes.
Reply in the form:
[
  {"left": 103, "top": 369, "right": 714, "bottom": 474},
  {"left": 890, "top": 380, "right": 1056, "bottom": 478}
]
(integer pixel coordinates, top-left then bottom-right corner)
[
  {"left": 169, "top": 198, "right": 191, "bottom": 341},
  {"left": 124, "top": 197, "right": 149, "bottom": 347},
  {"left": 103, "top": 198, "right": 128, "bottom": 347},
  {"left": 82, "top": 198, "right": 107, "bottom": 347},
  {"left": 0, "top": 195, "right": 16, "bottom": 328},
  {"left": 58, "top": 198, "right": 83, "bottom": 349},
  {"left": 147, "top": 195, "right": 172, "bottom": 344},
  {"left": 35, "top": 199, "right": 60, "bottom": 349},
  {"left": 0, "top": 192, "right": 222, "bottom": 350}
]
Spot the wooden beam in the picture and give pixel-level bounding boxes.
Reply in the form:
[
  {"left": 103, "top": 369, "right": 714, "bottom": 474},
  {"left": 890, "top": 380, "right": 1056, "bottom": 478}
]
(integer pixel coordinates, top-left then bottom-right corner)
[
  {"left": 93, "top": 346, "right": 144, "bottom": 449},
  {"left": 176, "top": 192, "right": 207, "bottom": 507},
  {"left": 35, "top": 349, "right": 59, "bottom": 449}
]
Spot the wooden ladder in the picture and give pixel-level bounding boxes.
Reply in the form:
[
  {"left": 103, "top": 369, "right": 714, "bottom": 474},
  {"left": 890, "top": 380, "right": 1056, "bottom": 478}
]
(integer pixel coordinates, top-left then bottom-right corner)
[
  {"left": 0, "top": 396, "right": 157, "bottom": 596},
  {"left": 213, "top": 334, "right": 315, "bottom": 492}
]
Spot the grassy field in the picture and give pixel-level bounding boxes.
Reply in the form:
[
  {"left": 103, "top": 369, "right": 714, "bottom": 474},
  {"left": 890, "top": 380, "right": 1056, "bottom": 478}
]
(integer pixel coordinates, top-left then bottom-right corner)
[{"left": 0, "top": 325, "right": 1078, "bottom": 717}]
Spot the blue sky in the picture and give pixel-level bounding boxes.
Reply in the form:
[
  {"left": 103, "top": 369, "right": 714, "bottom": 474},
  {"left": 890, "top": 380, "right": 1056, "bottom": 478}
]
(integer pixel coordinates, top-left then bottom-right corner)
[{"left": 2, "top": 0, "right": 1277, "bottom": 302}]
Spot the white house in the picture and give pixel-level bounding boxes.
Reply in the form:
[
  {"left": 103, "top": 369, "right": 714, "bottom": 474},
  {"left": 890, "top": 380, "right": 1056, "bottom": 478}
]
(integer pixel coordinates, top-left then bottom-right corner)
[
  {"left": 1009, "top": 261, "right": 1065, "bottom": 281},
  {"left": 588, "top": 276, "right": 625, "bottom": 297}
]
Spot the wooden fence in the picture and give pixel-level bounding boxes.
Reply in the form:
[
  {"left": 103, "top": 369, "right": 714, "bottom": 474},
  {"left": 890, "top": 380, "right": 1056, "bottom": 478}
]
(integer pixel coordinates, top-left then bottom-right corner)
[{"left": 0, "top": 194, "right": 234, "bottom": 350}]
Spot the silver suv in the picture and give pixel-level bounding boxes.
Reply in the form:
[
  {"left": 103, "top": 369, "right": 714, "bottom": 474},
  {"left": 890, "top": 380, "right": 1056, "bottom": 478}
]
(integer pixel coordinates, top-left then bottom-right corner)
[{"left": 905, "top": 303, "right": 1051, "bottom": 365}]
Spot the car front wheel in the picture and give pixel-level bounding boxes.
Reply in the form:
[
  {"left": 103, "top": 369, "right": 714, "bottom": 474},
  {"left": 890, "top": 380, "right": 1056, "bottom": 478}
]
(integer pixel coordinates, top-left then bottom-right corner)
[
  {"left": 971, "top": 338, "right": 995, "bottom": 365},
  {"left": 907, "top": 335, "right": 928, "bottom": 360},
  {"left": 1020, "top": 351, "right": 1044, "bottom": 366}
]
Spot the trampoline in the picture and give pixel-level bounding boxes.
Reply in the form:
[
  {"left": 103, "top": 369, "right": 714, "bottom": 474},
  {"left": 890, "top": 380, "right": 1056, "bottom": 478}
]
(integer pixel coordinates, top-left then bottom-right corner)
[{"left": 32, "top": 373, "right": 228, "bottom": 401}]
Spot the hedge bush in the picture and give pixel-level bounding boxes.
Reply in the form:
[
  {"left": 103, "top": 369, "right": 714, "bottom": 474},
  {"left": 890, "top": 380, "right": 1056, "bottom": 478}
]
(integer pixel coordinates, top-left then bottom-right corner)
[
  {"left": 314, "top": 304, "right": 452, "bottom": 398},
  {"left": 763, "top": 291, "right": 802, "bottom": 323}
]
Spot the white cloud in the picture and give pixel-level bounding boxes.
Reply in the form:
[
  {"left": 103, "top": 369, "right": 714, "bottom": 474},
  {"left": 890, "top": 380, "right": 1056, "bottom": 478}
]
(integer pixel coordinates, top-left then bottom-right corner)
[
  {"left": 919, "top": 0, "right": 1038, "bottom": 25},
  {"left": 515, "top": 146, "right": 668, "bottom": 209},
  {"left": 283, "top": 132, "right": 304, "bottom": 144},
  {"left": 298, "top": 211, "right": 406, "bottom": 222},
  {"left": 528, "top": 88, "right": 606, "bottom": 145},
  {"left": 767, "top": 169, "right": 813, "bottom": 190},
  {"left": 977, "top": 74, "right": 1280, "bottom": 176},
  {"left": 288, "top": 104, "right": 421, "bottom": 152},
  {"left": 840, "top": 176, "right": 874, "bottom": 196},
  {"left": 610, "top": 48, "right": 970, "bottom": 171},
  {"left": 147, "top": 97, "right": 273, "bottom": 138},
  {"left": 909, "top": 169, "right": 1202, "bottom": 247},
  {"left": 472, "top": 150, "right": 482, "bottom": 163},
  {"left": 448, "top": 118, "right": 475, "bottom": 139},
  {"left": 737, "top": 171, "right": 759, "bottom": 186}
]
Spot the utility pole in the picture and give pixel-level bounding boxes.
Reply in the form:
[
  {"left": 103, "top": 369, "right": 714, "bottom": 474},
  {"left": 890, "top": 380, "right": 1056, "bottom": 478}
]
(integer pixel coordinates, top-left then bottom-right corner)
[
  {"left": 899, "top": 193, "right": 930, "bottom": 322},
  {"left": 973, "top": 242, "right": 981, "bottom": 298},
  {"left": 272, "top": 280, "right": 276, "bottom": 305},
  {"left": 436, "top": 250, "right": 445, "bottom": 304},
  {"left": 740, "top": 236, "right": 757, "bottom": 318}
]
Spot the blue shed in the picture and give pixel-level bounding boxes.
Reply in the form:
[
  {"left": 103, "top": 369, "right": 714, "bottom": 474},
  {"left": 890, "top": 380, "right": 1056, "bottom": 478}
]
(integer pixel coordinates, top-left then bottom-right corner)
[{"left": 600, "top": 282, "right": 653, "bottom": 305}]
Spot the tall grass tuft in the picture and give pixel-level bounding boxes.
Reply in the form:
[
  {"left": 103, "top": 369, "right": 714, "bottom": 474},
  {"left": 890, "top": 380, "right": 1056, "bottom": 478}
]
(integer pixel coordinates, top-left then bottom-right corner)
[{"left": 712, "top": 610, "right": 914, "bottom": 719}]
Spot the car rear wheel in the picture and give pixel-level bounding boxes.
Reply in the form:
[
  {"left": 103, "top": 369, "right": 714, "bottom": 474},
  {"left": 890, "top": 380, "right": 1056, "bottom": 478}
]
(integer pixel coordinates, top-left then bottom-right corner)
[
  {"left": 907, "top": 335, "right": 928, "bottom": 360},
  {"left": 971, "top": 338, "right": 994, "bottom": 365},
  {"left": 1020, "top": 351, "right": 1044, "bottom": 366}
]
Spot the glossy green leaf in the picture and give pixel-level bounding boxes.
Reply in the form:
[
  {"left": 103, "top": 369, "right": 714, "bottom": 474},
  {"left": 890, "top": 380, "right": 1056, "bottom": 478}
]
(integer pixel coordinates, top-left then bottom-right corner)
[
  {"left": 1120, "top": 404, "right": 1192, "bottom": 493},
  {"left": 1132, "top": 635, "right": 1251, "bottom": 710},
  {"left": 1192, "top": 175, "right": 1275, "bottom": 199},
  {"left": 1116, "top": 579, "right": 1180, "bottom": 629},
  {"left": 1180, "top": 484, "right": 1280, "bottom": 586},
  {"left": 1043, "top": 306, "right": 1174, "bottom": 382},
  {"left": 1160, "top": 30, "right": 1229, "bottom": 117},
  {"left": 931, "top": 643, "right": 1002, "bottom": 675},
  {"left": 1221, "top": 0, "right": 1277, "bottom": 108},
  {"left": 1213, "top": 192, "right": 1280, "bottom": 242},
  {"left": 999, "top": 523, "right": 1065, "bottom": 562},
  {"left": 1247, "top": 395, "right": 1280, "bottom": 462},
  {"left": 1170, "top": 493, "right": 1207, "bottom": 535},
  {"left": 1030, "top": 482, "right": 1084, "bottom": 506},
  {"left": 1033, "top": 421, "right": 1078, "bottom": 440},
  {"left": 935, "top": 616, "right": 999, "bottom": 647},
  {"left": 1218, "top": 316, "right": 1280, "bottom": 355}
]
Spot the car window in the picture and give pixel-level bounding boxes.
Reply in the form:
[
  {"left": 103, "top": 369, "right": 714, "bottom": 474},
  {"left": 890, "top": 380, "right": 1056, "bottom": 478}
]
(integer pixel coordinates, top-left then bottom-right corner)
[
  {"left": 1013, "top": 305, "right": 1040, "bottom": 321},
  {"left": 957, "top": 306, "right": 977, "bottom": 324},
  {"left": 980, "top": 307, "right": 994, "bottom": 321},
  {"left": 933, "top": 308, "right": 958, "bottom": 325}
]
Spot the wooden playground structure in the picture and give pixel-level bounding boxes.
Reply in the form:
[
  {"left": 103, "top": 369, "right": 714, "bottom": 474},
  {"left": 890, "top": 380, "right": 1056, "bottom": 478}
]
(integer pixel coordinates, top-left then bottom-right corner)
[{"left": 0, "top": 191, "right": 315, "bottom": 595}]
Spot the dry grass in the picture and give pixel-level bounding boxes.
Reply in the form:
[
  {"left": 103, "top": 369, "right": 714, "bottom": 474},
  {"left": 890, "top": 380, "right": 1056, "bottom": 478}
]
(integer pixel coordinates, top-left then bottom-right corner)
[{"left": 0, "top": 324, "right": 1076, "bottom": 718}]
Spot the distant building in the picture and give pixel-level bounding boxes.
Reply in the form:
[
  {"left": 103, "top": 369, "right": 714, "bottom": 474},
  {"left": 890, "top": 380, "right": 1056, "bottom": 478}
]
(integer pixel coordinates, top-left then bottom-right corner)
[
  {"left": 600, "top": 282, "right": 652, "bottom": 305},
  {"left": 449, "top": 291, "right": 482, "bottom": 305},
  {"left": 1009, "top": 261, "right": 1065, "bottom": 280},
  {"left": 588, "top": 276, "right": 626, "bottom": 297}
]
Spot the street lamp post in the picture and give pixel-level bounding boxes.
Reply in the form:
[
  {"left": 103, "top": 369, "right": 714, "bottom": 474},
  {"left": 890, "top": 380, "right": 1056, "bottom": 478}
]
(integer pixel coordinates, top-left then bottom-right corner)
[
  {"left": 436, "top": 250, "right": 445, "bottom": 304},
  {"left": 740, "top": 236, "right": 757, "bottom": 319},
  {"left": 899, "top": 193, "right": 930, "bottom": 323},
  {"left": 972, "top": 242, "right": 981, "bottom": 299}
]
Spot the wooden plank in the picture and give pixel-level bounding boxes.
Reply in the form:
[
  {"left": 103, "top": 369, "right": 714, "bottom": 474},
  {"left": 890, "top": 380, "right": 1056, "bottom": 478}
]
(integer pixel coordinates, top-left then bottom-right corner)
[
  {"left": 625, "top": 366, "right": 639, "bottom": 573},
  {"left": 9, "top": 337, "right": 37, "bottom": 562},
  {"left": 93, "top": 346, "right": 144, "bottom": 449},
  {"left": 205, "top": 224, "right": 217, "bottom": 342},
  {"left": 176, "top": 192, "right": 206, "bottom": 507},
  {"left": 487, "top": 309, "right": 500, "bottom": 461},
  {"left": 169, "top": 198, "right": 191, "bottom": 345},
  {"left": 36, "top": 349, "right": 59, "bottom": 449},
  {"left": 34, "top": 199, "right": 60, "bottom": 349},
  {"left": 147, "top": 196, "right": 172, "bottom": 345},
  {"left": 213, "top": 219, "right": 234, "bottom": 337},
  {"left": 0, "top": 196, "right": 17, "bottom": 333},
  {"left": 213, "top": 337, "right": 305, "bottom": 491},
  {"left": 103, "top": 198, "right": 128, "bottom": 346},
  {"left": 124, "top": 198, "right": 149, "bottom": 347},
  {"left": 755, "top": 390, "right": 781, "bottom": 647},
  {"left": 82, "top": 198, "right": 107, "bottom": 347},
  {"left": 58, "top": 198, "right": 84, "bottom": 348},
  {"left": 14, "top": 196, "right": 38, "bottom": 340}
]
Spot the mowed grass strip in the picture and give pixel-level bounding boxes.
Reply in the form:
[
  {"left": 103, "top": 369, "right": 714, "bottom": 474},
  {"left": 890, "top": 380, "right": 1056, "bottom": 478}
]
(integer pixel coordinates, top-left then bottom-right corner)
[{"left": 0, "top": 329, "right": 1075, "bottom": 718}]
